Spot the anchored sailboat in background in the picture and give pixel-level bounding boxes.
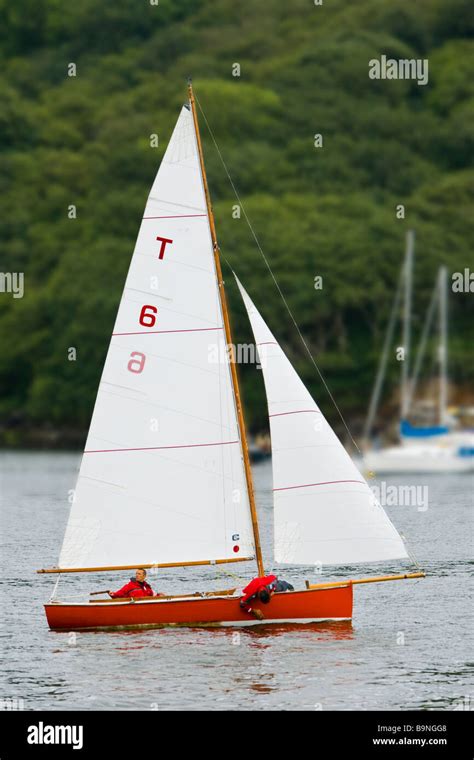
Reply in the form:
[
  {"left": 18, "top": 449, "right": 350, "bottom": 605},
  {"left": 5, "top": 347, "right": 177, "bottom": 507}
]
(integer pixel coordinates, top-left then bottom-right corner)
[
  {"left": 39, "top": 82, "right": 423, "bottom": 631},
  {"left": 362, "top": 231, "right": 474, "bottom": 474}
]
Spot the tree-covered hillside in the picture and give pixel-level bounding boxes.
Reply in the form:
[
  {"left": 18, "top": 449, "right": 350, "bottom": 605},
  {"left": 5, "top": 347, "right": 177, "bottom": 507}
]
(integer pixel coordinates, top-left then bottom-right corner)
[{"left": 0, "top": 0, "right": 473, "bottom": 444}]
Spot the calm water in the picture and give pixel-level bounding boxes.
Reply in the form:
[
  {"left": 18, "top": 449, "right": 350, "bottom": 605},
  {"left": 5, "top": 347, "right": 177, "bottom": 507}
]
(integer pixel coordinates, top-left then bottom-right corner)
[{"left": 0, "top": 451, "right": 472, "bottom": 711}]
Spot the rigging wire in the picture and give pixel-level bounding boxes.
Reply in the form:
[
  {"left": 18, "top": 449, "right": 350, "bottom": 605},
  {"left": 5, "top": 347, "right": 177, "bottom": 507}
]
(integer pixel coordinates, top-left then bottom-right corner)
[
  {"left": 214, "top": 563, "right": 246, "bottom": 588},
  {"left": 195, "top": 94, "right": 362, "bottom": 456},
  {"left": 195, "top": 92, "right": 424, "bottom": 573},
  {"left": 49, "top": 573, "right": 61, "bottom": 602},
  {"left": 403, "top": 538, "right": 422, "bottom": 571}
]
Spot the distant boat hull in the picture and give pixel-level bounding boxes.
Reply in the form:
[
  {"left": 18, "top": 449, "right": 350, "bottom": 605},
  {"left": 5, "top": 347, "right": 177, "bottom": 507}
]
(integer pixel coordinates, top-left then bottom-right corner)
[
  {"left": 362, "top": 444, "right": 474, "bottom": 474},
  {"left": 44, "top": 586, "right": 353, "bottom": 631},
  {"left": 248, "top": 446, "right": 271, "bottom": 463}
]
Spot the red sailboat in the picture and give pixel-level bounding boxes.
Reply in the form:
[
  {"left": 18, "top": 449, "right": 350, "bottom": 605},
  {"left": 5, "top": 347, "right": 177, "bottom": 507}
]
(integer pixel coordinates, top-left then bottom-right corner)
[{"left": 39, "top": 81, "right": 423, "bottom": 631}]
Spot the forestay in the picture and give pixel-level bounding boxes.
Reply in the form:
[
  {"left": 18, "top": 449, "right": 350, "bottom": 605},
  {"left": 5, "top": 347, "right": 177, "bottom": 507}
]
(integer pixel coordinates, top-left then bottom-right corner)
[
  {"left": 59, "top": 106, "right": 255, "bottom": 569},
  {"left": 237, "top": 278, "right": 408, "bottom": 566}
]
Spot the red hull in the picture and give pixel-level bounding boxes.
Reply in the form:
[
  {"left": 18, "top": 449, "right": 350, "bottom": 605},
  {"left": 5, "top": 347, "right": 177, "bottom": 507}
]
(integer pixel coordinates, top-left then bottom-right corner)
[{"left": 44, "top": 586, "right": 353, "bottom": 631}]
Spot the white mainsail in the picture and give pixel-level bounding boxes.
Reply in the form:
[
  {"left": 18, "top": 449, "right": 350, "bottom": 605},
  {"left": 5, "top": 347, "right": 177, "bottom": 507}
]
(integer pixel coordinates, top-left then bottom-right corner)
[
  {"left": 236, "top": 278, "right": 409, "bottom": 566},
  {"left": 59, "top": 106, "right": 255, "bottom": 569}
]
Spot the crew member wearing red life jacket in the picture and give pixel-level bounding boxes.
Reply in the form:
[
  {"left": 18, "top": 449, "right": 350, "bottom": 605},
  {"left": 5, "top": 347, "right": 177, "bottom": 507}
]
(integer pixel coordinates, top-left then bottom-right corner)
[
  {"left": 239, "top": 574, "right": 278, "bottom": 618},
  {"left": 109, "top": 568, "right": 159, "bottom": 598}
]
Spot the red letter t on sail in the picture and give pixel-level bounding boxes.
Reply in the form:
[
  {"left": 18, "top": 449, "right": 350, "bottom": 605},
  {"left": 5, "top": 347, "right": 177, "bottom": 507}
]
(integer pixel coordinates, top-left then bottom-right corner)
[{"left": 156, "top": 236, "right": 173, "bottom": 260}]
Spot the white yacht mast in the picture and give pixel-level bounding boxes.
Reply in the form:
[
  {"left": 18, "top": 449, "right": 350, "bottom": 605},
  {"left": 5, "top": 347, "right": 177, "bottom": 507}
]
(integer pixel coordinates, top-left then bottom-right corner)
[
  {"left": 401, "top": 230, "right": 414, "bottom": 419},
  {"left": 438, "top": 266, "right": 448, "bottom": 426}
]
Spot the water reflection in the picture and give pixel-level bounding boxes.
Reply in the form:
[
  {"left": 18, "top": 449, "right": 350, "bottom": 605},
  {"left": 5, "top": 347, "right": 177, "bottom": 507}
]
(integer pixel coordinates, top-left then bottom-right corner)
[
  {"left": 249, "top": 681, "right": 276, "bottom": 694},
  {"left": 234, "top": 620, "right": 354, "bottom": 640}
]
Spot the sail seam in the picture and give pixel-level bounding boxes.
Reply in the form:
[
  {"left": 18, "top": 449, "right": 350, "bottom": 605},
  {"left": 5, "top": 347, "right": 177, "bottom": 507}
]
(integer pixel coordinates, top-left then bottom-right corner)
[
  {"left": 146, "top": 196, "right": 204, "bottom": 212},
  {"left": 269, "top": 410, "right": 321, "bottom": 417},
  {"left": 142, "top": 214, "right": 207, "bottom": 220},
  {"left": 112, "top": 327, "right": 223, "bottom": 336},
  {"left": 274, "top": 479, "right": 366, "bottom": 492},
  {"left": 84, "top": 441, "right": 239, "bottom": 454}
]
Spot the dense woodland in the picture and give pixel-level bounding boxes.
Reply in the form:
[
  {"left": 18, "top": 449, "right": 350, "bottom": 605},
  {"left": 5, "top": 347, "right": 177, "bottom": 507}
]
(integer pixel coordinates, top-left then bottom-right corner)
[{"left": 0, "top": 0, "right": 473, "bottom": 445}]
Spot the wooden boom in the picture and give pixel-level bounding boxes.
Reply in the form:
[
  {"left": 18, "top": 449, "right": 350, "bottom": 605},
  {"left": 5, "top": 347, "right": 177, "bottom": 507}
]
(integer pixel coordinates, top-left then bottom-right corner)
[
  {"left": 305, "top": 572, "right": 425, "bottom": 590},
  {"left": 37, "top": 557, "right": 253, "bottom": 574}
]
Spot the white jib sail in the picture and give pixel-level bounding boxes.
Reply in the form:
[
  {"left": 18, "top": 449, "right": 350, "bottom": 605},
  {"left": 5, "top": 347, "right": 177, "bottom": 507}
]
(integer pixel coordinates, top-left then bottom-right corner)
[
  {"left": 236, "top": 278, "right": 409, "bottom": 567},
  {"left": 59, "top": 106, "right": 255, "bottom": 569}
]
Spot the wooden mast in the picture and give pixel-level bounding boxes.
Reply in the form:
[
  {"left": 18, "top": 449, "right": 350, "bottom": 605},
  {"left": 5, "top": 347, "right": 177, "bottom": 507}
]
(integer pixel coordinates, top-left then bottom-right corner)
[{"left": 187, "top": 79, "right": 264, "bottom": 577}]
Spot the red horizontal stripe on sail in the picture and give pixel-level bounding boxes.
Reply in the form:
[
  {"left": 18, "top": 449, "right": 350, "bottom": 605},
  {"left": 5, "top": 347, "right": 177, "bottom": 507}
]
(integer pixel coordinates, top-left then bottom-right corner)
[
  {"left": 142, "top": 214, "right": 207, "bottom": 220},
  {"left": 85, "top": 440, "right": 239, "bottom": 454},
  {"left": 112, "top": 327, "right": 223, "bottom": 336},
  {"left": 269, "top": 410, "right": 321, "bottom": 418},
  {"left": 273, "top": 479, "right": 366, "bottom": 492}
]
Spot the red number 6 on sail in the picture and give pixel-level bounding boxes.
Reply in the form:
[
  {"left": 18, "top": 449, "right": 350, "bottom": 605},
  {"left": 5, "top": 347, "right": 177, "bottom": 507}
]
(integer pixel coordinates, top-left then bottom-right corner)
[
  {"left": 127, "top": 352, "right": 146, "bottom": 374},
  {"left": 139, "top": 305, "right": 157, "bottom": 328}
]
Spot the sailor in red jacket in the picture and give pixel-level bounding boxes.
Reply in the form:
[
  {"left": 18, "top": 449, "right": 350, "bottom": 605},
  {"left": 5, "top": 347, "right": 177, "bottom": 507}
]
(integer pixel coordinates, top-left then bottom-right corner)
[
  {"left": 109, "top": 568, "right": 159, "bottom": 598},
  {"left": 239, "top": 574, "right": 278, "bottom": 619}
]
